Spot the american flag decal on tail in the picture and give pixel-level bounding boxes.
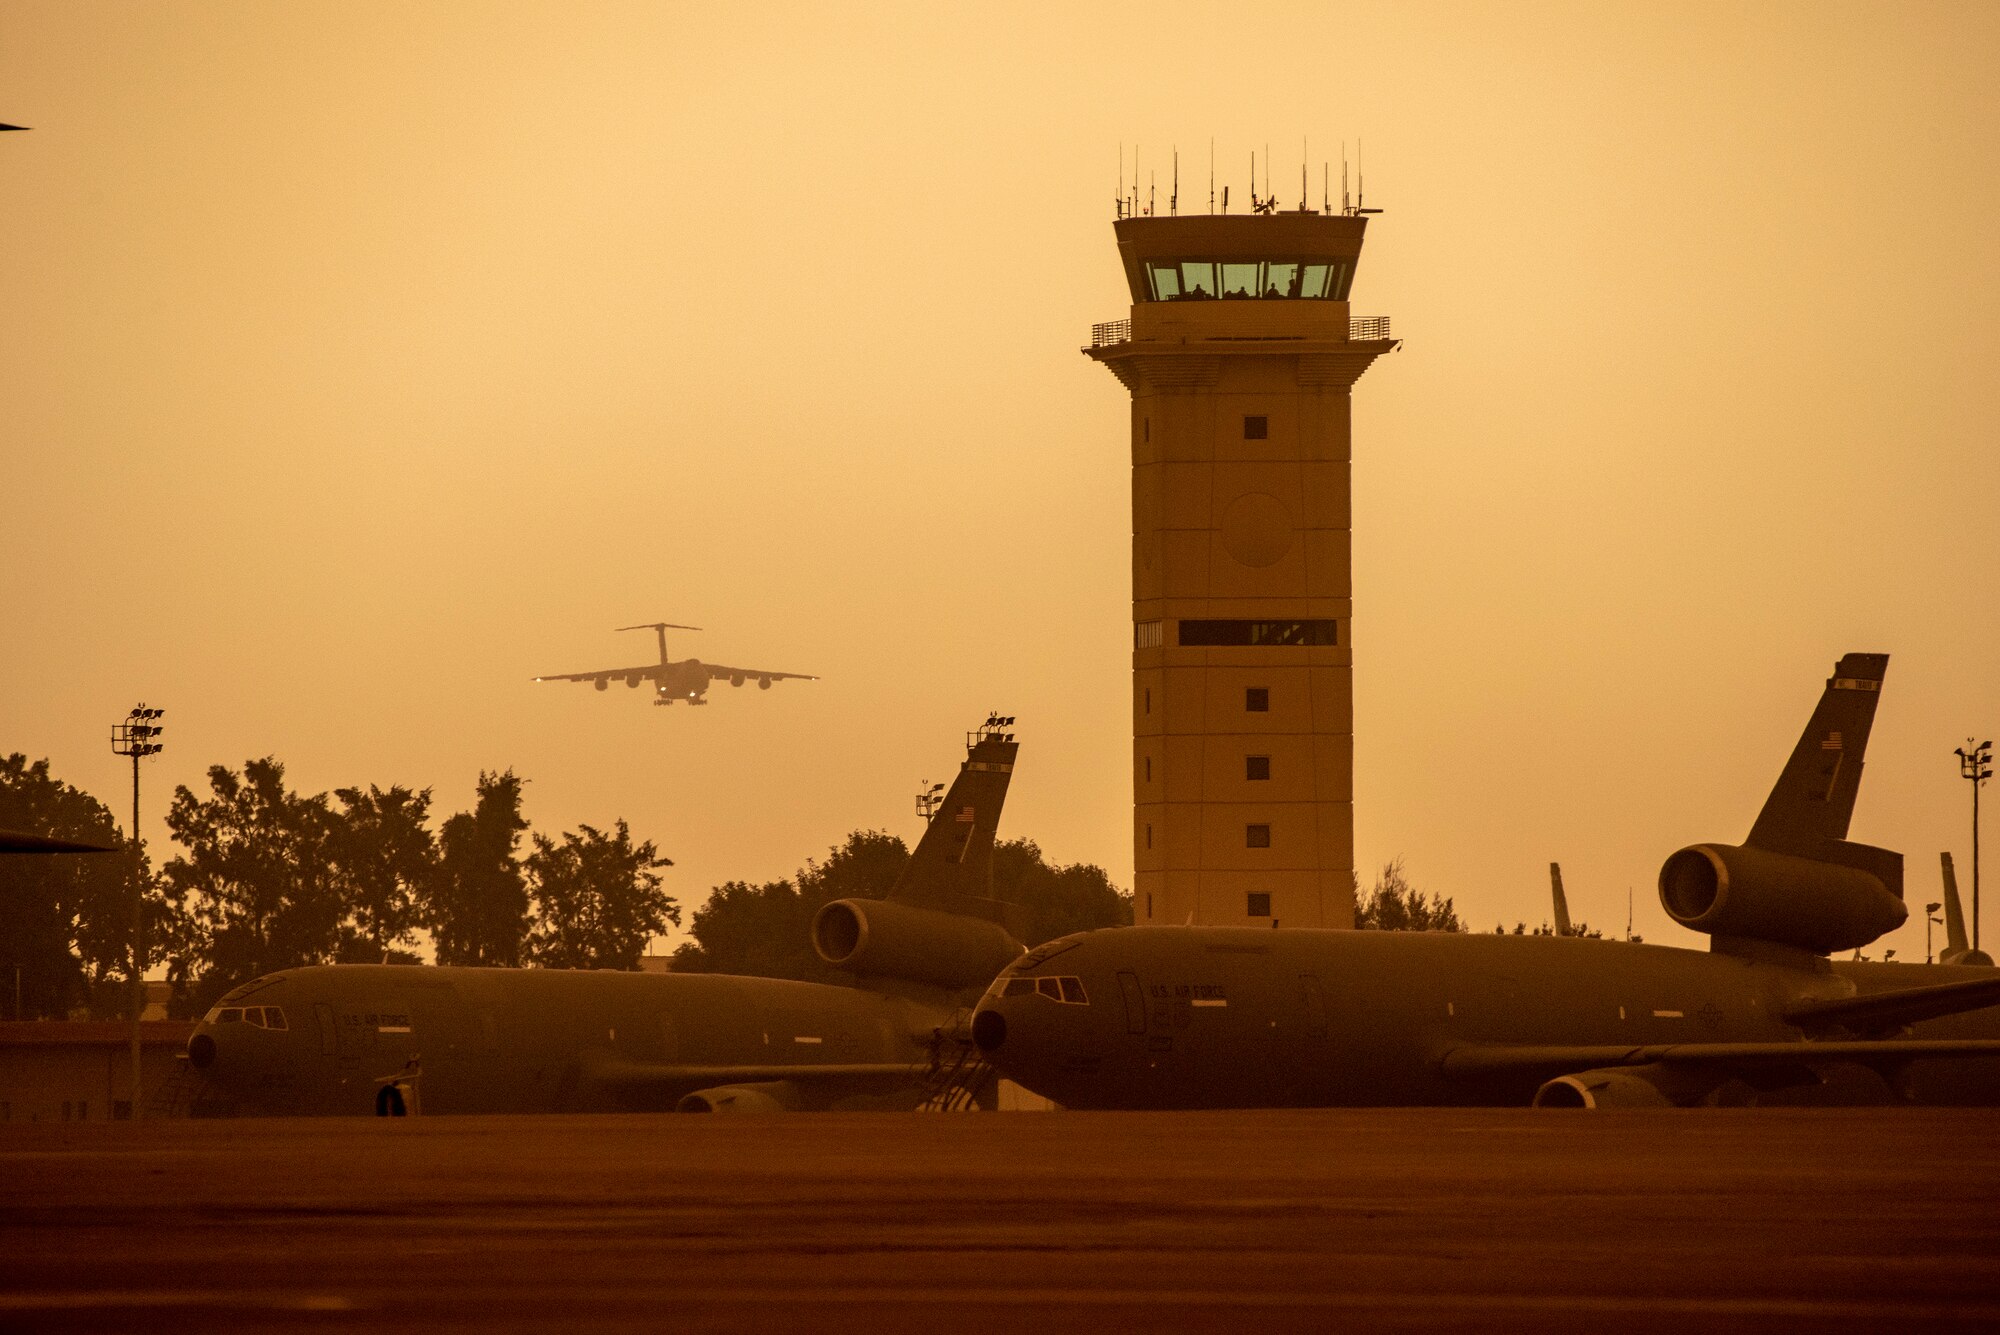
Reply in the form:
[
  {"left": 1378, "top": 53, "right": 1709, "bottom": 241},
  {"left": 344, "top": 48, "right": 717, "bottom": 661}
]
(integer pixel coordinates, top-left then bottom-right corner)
[
  {"left": 956, "top": 806, "right": 976, "bottom": 823},
  {"left": 1822, "top": 733, "right": 1843, "bottom": 751}
]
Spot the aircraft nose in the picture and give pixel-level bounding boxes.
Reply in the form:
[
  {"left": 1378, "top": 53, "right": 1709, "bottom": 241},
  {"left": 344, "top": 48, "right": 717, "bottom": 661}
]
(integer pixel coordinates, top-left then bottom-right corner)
[
  {"left": 971, "top": 1008, "right": 1006, "bottom": 1053},
  {"left": 187, "top": 1032, "right": 217, "bottom": 1069}
]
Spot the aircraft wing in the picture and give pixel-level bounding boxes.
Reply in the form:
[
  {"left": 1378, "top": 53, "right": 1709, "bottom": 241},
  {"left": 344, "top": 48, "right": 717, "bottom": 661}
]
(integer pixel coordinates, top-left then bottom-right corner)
[
  {"left": 585, "top": 1059, "right": 914, "bottom": 1089},
  {"left": 1783, "top": 975, "right": 2000, "bottom": 1032},
  {"left": 530, "top": 664, "right": 664, "bottom": 685},
  {"left": 700, "top": 663, "right": 819, "bottom": 683},
  {"left": 1438, "top": 1038, "right": 2000, "bottom": 1078}
]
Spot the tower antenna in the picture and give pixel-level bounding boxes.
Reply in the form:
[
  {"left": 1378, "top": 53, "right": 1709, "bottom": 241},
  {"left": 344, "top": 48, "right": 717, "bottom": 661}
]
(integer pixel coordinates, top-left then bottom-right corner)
[
  {"left": 1149, "top": 168, "right": 1154, "bottom": 216},
  {"left": 1301, "top": 137, "right": 1308, "bottom": 212},
  {"left": 1248, "top": 150, "right": 1257, "bottom": 211},
  {"left": 1117, "top": 144, "right": 1125, "bottom": 218},
  {"left": 1341, "top": 143, "right": 1350, "bottom": 214},
  {"left": 1322, "top": 161, "right": 1329, "bottom": 214},
  {"left": 1208, "top": 138, "right": 1215, "bottom": 214},
  {"left": 1357, "top": 138, "right": 1364, "bottom": 212},
  {"left": 1172, "top": 148, "right": 1178, "bottom": 216}
]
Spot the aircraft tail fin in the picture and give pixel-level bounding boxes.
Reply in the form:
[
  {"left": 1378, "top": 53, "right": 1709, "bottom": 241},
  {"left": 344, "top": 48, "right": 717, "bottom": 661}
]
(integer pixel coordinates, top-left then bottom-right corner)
[
  {"left": 1939, "top": 852, "right": 1993, "bottom": 965},
  {"left": 886, "top": 718, "right": 1023, "bottom": 936},
  {"left": 1743, "top": 652, "right": 1900, "bottom": 895},
  {"left": 1943, "top": 853, "right": 1970, "bottom": 957},
  {"left": 1550, "top": 863, "right": 1572, "bottom": 937}
]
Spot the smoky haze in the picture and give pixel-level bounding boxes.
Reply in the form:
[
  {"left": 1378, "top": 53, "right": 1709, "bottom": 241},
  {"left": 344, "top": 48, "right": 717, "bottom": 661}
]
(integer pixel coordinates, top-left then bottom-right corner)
[{"left": 2, "top": 1, "right": 1996, "bottom": 960}]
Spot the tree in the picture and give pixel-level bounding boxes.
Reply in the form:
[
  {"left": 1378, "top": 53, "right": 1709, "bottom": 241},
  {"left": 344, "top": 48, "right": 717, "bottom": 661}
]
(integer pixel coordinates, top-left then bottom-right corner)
[
  {"left": 328, "top": 784, "right": 434, "bottom": 963},
  {"left": 163, "top": 758, "right": 346, "bottom": 1012},
  {"left": 992, "top": 839, "right": 1133, "bottom": 945},
  {"left": 673, "top": 830, "right": 1131, "bottom": 981},
  {"left": 525, "top": 821, "right": 677, "bottom": 969},
  {"left": 673, "top": 829, "right": 908, "bottom": 983},
  {"left": 423, "top": 770, "right": 530, "bottom": 966},
  {"left": 1355, "top": 858, "right": 1463, "bottom": 933},
  {"left": 0, "top": 755, "right": 131, "bottom": 1018}
]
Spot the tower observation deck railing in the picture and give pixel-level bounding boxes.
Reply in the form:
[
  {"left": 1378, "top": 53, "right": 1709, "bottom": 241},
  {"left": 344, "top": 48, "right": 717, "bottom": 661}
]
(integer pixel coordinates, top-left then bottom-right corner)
[{"left": 1086, "top": 316, "right": 1391, "bottom": 349}]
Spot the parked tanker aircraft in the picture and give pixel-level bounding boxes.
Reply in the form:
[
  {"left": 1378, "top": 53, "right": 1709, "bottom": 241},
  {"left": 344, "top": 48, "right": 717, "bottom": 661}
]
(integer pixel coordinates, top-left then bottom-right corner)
[
  {"left": 972, "top": 654, "right": 2000, "bottom": 1108},
  {"left": 532, "top": 622, "right": 816, "bottom": 707},
  {"left": 184, "top": 720, "right": 1026, "bottom": 1114}
]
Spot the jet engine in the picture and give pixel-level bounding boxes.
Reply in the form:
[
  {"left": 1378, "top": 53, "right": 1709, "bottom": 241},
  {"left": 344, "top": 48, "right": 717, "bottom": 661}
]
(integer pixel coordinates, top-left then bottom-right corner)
[
  {"left": 757, "top": 677, "right": 773, "bottom": 690},
  {"left": 625, "top": 674, "right": 643, "bottom": 689},
  {"left": 1533, "top": 1065, "right": 1701, "bottom": 1108},
  {"left": 1658, "top": 843, "right": 1906, "bottom": 954},
  {"left": 676, "top": 1080, "right": 797, "bottom": 1113},
  {"left": 594, "top": 679, "right": 609, "bottom": 692},
  {"left": 729, "top": 673, "right": 745, "bottom": 687},
  {"left": 812, "top": 897, "right": 1024, "bottom": 991}
]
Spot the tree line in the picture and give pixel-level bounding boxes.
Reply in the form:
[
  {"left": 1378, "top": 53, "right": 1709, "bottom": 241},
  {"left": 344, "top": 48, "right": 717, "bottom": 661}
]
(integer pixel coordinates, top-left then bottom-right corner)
[{"left": 1, "top": 753, "right": 674, "bottom": 1018}]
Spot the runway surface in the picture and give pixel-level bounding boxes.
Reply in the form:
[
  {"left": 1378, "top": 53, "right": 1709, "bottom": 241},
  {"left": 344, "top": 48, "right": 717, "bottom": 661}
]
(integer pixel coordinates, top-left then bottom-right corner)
[{"left": 3, "top": 1109, "right": 1997, "bottom": 1333}]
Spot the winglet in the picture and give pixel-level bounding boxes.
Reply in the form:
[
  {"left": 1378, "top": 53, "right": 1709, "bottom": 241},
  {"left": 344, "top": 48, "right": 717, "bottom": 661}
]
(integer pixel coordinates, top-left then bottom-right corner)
[{"left": 1550, "top": 863, "right": 1572, "bottom": 937}]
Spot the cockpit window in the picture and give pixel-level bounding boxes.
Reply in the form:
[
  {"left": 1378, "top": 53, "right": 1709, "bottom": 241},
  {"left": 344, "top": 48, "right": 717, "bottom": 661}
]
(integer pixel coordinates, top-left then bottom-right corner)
[
  {"left": 1001, "top": 975, "right": 1090, "bottom": 1005},
  {"left": 205, "top": 1005, "right": 287, "bottom": 1029}
]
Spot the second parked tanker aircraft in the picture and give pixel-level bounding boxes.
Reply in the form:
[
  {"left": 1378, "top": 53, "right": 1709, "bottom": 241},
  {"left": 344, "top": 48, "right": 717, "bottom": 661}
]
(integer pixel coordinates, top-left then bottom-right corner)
[
  {"left": 973, "top": 654, "right": 2000, "bottom": 1108},
  {"left": 184, "top": 720, "right": 1026, "bottom": 1114}
]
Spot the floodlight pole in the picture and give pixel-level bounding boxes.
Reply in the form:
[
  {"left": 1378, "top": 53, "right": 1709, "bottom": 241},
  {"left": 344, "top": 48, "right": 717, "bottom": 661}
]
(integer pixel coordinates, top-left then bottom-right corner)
[
  {"left": 1960, "top": 740, "right": 1993, "bottom": 954},
  {"left": 111, "top": 705, "right": 164, "bottom": 1120}
]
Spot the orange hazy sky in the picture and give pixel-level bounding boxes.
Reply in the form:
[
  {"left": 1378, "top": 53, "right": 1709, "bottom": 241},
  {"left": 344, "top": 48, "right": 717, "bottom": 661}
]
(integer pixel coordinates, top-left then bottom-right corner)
[{"left": 4, "top": 1, "right": 1997, "bottom": 960}]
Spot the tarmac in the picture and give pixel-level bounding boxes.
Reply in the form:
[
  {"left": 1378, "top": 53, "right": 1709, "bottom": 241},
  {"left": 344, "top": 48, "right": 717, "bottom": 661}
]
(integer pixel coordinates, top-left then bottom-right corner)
[{"left": 2, "top": 1109, "right": 1997, "bottom": 1333}]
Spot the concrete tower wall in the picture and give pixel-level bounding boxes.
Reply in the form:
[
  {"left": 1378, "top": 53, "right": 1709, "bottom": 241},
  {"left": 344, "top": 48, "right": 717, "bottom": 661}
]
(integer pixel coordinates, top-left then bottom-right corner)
[{"left": 1089, "top": 215, "right": 1392, "bottom": 930}]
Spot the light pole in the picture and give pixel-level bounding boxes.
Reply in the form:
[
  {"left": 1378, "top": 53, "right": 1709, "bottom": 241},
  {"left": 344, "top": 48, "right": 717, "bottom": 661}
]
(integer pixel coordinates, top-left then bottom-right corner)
[
  {"left": 1958, "top": 740, "right": 1993, "bottom": 955},
  {"left": 110, "top": 705, "right": 165, "bottom": 1119},
  {"left": 1926, "top": 901, "right": 1944, "bottom": 964}
]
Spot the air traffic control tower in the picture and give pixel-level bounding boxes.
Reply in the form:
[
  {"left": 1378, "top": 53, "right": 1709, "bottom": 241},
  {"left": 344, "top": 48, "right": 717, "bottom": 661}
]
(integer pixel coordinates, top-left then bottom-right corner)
[{"left": 1086, "top": 205, "right": 1396, "bottom": 929}]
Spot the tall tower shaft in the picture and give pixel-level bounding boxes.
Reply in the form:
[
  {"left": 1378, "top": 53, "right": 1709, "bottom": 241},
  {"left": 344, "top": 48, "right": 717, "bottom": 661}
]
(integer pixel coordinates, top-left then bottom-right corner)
[{"left": 1086, "top": 211, "right": 1396, "bottom": 928}]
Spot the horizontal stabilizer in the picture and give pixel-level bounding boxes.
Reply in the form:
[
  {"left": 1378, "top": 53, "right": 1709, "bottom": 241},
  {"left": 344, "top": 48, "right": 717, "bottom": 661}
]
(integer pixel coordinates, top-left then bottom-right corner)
[{"left": 1782, "top": 975, "right": 2000, "bottom": 1033}]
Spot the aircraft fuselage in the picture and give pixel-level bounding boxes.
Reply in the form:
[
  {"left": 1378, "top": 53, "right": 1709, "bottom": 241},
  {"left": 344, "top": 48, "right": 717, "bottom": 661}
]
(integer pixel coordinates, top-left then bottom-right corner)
[
  {"left": 972, "top": 927, "right": 2000, "bottom": 1108},
  {"left": 188, "top": 964, "right": 950, "bottom": 1116}
]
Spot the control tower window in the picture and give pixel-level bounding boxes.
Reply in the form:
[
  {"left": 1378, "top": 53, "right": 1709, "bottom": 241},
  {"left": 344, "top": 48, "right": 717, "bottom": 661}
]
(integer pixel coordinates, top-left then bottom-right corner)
[
  {"left": 1183, "top": 620, "right": 1340, "bottom": 647},
  {"left": 1247, "top": 892, "right": 1272, "bottom": 917},
  {"left": 1246, "top": 824, "right": 1271, "bottom": 848},
  {"left": 1243, "top": 415, "right": 1268, "bottom": 440},
  {"left": 1144, "top": 259, "right": 1353, "bottom": 302},
  {"left": 1245, "top": 688, "right": 1269, "bottom": 712},
  {"left": 1246, "top": 755, "right": 1271, "bottom": 781}
]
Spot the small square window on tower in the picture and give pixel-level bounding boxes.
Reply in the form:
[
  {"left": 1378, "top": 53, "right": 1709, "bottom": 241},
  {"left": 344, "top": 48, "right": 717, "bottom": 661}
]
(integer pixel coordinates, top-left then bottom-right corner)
[
  {"left": 1245, "top": 687, "right": 1269, "bottom": 712},
  {"left": 1247, "top": 891, "right": 1272, "bottom": 917},
  {"left": 1243, "top": 415, "right": 1268, "bottom": 440},
  {"left": 1246, "top": 755, "right": 1270, "bottom": 781},
  {"left": 1246, "top": 823, "right": 1271, "bottom": 849}
]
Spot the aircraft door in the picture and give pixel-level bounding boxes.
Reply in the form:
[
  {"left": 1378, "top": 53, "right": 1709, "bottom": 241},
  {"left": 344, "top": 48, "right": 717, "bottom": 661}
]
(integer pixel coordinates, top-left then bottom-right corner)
[
  {"left": 1117, "top": 971, "right": 1146, "bottom": 1034},
  {"left": 314, "top": 1003, "right": 338, "bottom": 1056}
]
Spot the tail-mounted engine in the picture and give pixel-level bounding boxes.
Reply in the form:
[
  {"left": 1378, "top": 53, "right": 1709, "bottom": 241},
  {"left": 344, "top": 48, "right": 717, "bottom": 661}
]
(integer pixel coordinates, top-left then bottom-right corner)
[
  {"left": 1658, "top": 841, "right": 1906, "bottom": 955},
  {"left": 813, "top": 897, "right": 1024, "bottom": 991}
]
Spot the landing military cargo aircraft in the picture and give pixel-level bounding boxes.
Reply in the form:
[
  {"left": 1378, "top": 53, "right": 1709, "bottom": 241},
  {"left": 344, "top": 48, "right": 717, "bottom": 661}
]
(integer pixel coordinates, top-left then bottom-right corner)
[
  {"left": 533, "top": 622, "right": 816, "bottom": 707},
  {"left": 972, "top": 654, "right": 2000, "bottom": 1108},
  {"left": 184, "top": 720, "right": 1026, "bottom": 1114}
]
